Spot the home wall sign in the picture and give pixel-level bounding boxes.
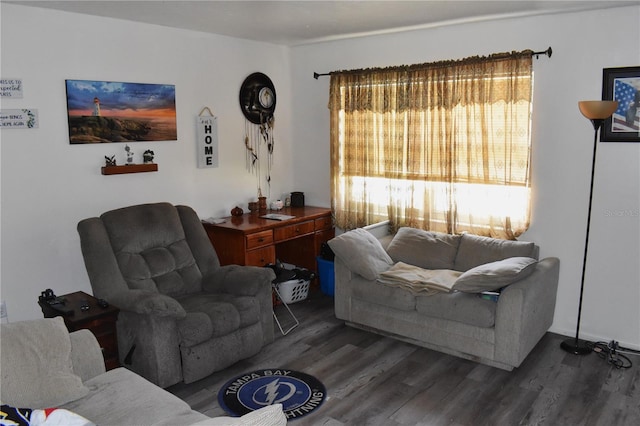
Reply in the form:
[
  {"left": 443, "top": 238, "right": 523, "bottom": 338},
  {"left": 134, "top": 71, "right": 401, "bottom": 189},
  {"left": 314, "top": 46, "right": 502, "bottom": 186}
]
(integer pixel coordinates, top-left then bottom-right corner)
[
  {"left": 197, "top": 107, "right": 219, "bottom": 168},
  {"left": 65, "top": 79, "right": 177, "bottom": 144},
  {"left": 0, "top": 78, "right": 23, "bottom": 98},
  {"left": 0, "top": 109, "right": 38, "bottom": 129}
]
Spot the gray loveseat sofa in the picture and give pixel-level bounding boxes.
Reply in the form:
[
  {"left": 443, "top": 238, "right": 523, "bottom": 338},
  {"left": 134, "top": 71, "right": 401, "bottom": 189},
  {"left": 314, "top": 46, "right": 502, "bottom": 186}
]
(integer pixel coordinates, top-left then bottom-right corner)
[
  {"left": 329, "top": 227, "right": 560, "bottom": 371},
  {"left": 0, "top": 317, "right": 286, "bottom": 426}
]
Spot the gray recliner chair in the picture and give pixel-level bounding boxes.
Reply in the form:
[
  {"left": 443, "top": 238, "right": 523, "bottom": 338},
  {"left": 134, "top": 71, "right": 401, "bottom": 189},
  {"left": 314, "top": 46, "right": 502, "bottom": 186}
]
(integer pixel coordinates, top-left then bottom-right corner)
[{"left": 77, "top": 202, "right": 275, "bottom": 388}]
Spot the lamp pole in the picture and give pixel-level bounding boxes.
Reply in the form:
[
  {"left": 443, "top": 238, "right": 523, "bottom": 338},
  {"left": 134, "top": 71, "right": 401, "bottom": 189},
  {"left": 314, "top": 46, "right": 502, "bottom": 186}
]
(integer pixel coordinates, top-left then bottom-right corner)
[{"left": 561, "top": 101, "right": 617, "bottom": 355}]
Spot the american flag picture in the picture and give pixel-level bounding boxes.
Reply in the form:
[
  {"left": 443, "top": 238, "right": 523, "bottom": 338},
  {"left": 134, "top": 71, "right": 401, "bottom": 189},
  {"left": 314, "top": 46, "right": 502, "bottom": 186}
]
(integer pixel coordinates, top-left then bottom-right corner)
[{"left": 611, "top": 77, "right": 640, "bottom": 133}]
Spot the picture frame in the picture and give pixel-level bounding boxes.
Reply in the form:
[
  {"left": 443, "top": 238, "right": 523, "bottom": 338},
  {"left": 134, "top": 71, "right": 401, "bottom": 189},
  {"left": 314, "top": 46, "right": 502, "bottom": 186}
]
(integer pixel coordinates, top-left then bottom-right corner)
[
  {"left": 65, "top": 79, "right": 177, "bottom": 144},
  {"left": 601, "top": 66, "right": 640, "bottom": 142}
]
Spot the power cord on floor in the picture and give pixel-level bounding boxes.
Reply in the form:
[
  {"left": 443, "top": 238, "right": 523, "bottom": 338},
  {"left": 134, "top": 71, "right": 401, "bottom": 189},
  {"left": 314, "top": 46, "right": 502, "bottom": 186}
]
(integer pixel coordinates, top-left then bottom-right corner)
[
  {"left": 589, "top": 340, "right": 634, "bottom": 369},
  {"left": 618, "top": 345, "right": 640, "bottom": 356}
]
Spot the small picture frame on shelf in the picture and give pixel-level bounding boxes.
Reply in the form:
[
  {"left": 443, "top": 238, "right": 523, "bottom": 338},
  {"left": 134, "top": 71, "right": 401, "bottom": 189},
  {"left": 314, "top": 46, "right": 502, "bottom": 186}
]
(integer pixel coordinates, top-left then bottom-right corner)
[{"left": 601, "top": 66, "right": 640, "bottom": 143}]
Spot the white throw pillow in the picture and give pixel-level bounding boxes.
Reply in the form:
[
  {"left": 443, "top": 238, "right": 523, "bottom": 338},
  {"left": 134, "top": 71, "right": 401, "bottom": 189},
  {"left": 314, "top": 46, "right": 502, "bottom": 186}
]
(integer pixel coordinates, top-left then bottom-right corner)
[
  {"left": 328, "top": 228, "right": 394, "bottom": 280},
  {"left": 386, "top": 227, "right": 461, "bottom": 270},
  {"left": 453, "top": 257, "right": 538, "bottom": 293},
  {"left": 189, "top": 404, "right": 287, "bottom": 426}
]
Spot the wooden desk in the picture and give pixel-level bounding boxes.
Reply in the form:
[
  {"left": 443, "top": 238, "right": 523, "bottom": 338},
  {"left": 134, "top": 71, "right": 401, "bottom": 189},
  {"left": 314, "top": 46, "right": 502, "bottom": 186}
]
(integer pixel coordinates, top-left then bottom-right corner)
[
  {"left": 203, "top": 206, "right": 334, "bottom": 272},
  {"left": 39, "top": 291, "right": 120, "bottom": 370}
]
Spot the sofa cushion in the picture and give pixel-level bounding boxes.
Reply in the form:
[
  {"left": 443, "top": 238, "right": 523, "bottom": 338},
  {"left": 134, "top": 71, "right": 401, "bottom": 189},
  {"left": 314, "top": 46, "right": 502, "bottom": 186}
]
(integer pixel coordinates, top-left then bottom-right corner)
[
  {"left": 102, "top": 203, "right": 204, "bottom": 296},
  {"left": 416, "top": 292, "right": 497, "bottom": 328},
  {"left": 0, "top": 317, "right": 89, "bottom": 408},
  {"left": 453, "top": 233, "right": 537, "bottom": 271},
  {"left": 177, "top": 294, "right": 242, "bottom": 339},
  {"left": 351, "top": 275, "right": 416, "bottom": 311},
  {"left": 60, "top": 367, "right": 209, "bottom": 426},
  {"left": 386, "top": 227, "right": 462, "bottom": 270},
  {"left": 328, "top": 228, "right": 394, "bottom": 280},
  {"left": 116, "top": 240, "right": 203, "bottom": 297},
  {"left": 177, "top": 312, "right": 214, "bottom": 347},
  {"left": 453, "top": 257, "right": 538, "bottom": 292}
]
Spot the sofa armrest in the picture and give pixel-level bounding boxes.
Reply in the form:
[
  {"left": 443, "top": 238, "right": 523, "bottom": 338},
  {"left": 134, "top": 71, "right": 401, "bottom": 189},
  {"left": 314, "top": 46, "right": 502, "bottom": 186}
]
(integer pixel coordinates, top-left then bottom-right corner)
[
  {"left": 69, "top": 329, "right": 106, "bottom": 382},
  {"left": 334, "top": 257, "right": 355, "bottom": 321},
  {"left": 202, "top": 265, "right": 275, "bottom": 296},
  {"left": 116, "top": 311, "right": 183, "bottom": 388},
  {"left": 494, "top": 257, "right": 560, "bottom": 367},
  {"left": 109, "top": 290, "right": 186, "bottom": 319}
]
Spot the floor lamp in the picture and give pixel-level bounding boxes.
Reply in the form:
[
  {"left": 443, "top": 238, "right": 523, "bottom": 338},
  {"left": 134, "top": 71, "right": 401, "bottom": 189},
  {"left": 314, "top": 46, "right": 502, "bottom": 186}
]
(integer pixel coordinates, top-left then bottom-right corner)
[{"left": 560, "top": 100, "right": 618, "bottom": 355}]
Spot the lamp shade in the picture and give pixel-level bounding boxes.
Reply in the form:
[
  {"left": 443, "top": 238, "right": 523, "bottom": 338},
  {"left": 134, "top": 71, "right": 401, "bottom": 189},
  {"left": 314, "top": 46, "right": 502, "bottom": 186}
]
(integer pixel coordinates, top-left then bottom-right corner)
[{"left": 578, "top": 100, "right": 618, "bottom": 120}]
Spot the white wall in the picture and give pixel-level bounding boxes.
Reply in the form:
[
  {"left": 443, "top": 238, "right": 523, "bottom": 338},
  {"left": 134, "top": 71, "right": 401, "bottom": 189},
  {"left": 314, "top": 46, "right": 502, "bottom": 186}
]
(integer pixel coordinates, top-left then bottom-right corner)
[
  {"left": 0, "top": 4, "right": 294, "bottom": 321},
  {"left": 2, "top": 3, "right": 639, "bottom": 350},
  {"left": 290, "top": 6, "right": 640, "bottom": 349}
]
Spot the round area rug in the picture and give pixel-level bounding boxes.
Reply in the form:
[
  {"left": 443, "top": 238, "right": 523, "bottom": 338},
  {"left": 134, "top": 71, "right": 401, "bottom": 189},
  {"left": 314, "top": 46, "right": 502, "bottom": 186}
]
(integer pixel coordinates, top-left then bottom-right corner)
[{"left": 217, "top": 369, "right": 326, "bottom": 420}]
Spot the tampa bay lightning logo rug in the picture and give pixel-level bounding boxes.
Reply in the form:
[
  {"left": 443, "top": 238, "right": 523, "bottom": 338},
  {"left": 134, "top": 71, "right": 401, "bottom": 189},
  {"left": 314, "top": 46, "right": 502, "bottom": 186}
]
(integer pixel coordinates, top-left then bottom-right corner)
[{"left": 217, "top": 369, "right": 326, "bottom": 420}]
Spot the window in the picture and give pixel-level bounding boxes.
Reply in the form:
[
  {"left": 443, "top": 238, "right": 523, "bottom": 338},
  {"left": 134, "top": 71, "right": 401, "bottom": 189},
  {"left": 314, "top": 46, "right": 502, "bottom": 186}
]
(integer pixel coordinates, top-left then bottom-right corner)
[{"left": 329, "top": 51, "right": 533, "bottom": 239}]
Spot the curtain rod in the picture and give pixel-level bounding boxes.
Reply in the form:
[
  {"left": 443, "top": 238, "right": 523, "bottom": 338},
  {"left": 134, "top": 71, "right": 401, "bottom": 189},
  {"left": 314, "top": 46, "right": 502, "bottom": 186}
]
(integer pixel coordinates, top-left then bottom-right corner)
[{"left": 313, "top": 46, "right": 552, "bottom": 79}]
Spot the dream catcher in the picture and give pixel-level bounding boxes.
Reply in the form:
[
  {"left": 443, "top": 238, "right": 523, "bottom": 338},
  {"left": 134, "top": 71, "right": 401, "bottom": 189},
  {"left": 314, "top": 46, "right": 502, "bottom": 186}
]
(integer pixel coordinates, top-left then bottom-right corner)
[{"left": 239, "top": 72, "right": 276, "bottom": 198}]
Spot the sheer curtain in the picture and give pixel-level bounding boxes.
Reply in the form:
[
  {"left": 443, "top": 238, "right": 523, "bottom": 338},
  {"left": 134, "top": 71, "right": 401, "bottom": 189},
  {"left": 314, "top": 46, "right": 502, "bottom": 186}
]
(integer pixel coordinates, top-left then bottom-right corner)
[{"left": 329, "top": 51, "right": 533, "bottom": 239}]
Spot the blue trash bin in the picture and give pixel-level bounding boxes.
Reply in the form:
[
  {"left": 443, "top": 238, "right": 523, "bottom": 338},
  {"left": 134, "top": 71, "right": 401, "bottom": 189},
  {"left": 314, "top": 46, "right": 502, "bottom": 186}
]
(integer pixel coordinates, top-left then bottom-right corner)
[{"left": 316, "top": 256, "right": 335, "bottom": 296}]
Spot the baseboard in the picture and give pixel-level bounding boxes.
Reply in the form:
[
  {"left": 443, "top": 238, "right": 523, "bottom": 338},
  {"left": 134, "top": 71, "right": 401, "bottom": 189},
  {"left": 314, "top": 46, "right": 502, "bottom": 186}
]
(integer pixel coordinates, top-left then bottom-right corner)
[{"left": 548, "top": 327, "right": 640, "bottom": 351}]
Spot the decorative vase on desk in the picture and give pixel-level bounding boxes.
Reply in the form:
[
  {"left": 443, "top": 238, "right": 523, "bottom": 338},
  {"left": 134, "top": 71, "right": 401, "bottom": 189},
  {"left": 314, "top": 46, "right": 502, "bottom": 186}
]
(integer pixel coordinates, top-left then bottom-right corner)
[
  {"left": 231, "top": 206, "right": 244, "bottom": 217},
  {"left": 258, "top": 196, "right": 267, "bottom": 213},
  {"left": 248, "top": 201, "right": 259, "bottom": 215}
]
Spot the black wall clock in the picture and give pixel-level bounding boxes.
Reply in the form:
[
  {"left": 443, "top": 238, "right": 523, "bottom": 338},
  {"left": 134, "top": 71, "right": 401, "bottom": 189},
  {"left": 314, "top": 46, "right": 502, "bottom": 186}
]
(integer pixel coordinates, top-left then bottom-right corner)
[{"left": 239, "top": 72, "right": 276, "bottom": 125}]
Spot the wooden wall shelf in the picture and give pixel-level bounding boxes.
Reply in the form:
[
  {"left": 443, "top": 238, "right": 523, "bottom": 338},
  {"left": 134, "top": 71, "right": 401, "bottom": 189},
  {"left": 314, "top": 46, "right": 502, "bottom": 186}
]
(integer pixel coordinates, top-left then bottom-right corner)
[{"left": 101, "top": 163, "right": 158, "bottom": 175}]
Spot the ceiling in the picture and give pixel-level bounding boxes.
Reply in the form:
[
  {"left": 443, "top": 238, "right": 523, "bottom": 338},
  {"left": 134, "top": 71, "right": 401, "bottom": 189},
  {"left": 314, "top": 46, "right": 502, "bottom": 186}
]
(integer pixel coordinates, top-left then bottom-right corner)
[{"left": 6, "top": 1, "right": 639, "bottom": 46}]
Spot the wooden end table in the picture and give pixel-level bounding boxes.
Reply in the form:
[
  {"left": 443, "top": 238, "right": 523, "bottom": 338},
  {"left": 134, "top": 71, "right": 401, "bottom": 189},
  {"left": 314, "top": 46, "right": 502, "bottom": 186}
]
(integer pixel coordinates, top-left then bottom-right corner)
[{"left": 38, "top": 291, "right": 120, "bottom": 370}]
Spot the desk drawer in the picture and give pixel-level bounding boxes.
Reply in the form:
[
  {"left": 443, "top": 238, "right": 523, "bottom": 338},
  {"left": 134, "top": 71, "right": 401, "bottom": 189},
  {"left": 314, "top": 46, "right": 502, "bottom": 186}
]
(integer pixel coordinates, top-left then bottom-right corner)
[
  {"left": 274, "top": 220, "right": 314, "bottom": 241},
  {"left": 246, "top": 230, "right": 273, "bottom": 249},
  {"left": 245, "top": 246, "right": 276, "bottom": 266},
  {"left": 315, "top": 215, "right": 333, "bottom": 231}
]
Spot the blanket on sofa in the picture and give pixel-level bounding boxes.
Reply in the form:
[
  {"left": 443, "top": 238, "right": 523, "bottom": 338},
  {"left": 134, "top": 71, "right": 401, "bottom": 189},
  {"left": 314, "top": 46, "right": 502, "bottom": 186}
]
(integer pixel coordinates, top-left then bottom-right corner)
[
  {"left": 1, "top": 405, "right": 95, "bottom": 426},
  {"left": 377, "top": 262, "right": 462, "bottom": 295}
]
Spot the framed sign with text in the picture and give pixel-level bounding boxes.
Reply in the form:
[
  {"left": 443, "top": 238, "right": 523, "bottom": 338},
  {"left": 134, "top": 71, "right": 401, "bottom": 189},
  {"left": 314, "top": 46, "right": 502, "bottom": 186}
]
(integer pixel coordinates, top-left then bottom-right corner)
[
  {"left": 0, "top": 78, "right": 23, "bottom": 98},
  {"left": 0, "top": 109, "right": 38, "bottom": 129}
]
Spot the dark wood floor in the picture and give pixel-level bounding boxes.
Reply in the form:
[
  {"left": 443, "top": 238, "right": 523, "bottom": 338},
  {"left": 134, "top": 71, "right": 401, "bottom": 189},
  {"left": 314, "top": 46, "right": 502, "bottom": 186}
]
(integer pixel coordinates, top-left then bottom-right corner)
[{"left": 167, "top": 291, "right": 640, "bottom": 425}]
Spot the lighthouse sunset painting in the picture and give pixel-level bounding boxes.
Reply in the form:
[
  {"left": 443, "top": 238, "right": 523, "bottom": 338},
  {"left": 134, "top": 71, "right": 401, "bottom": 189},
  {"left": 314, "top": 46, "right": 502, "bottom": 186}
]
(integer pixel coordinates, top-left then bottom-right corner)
[{"left": 65, "top": 79, "right": 177, "bottom": 143}]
